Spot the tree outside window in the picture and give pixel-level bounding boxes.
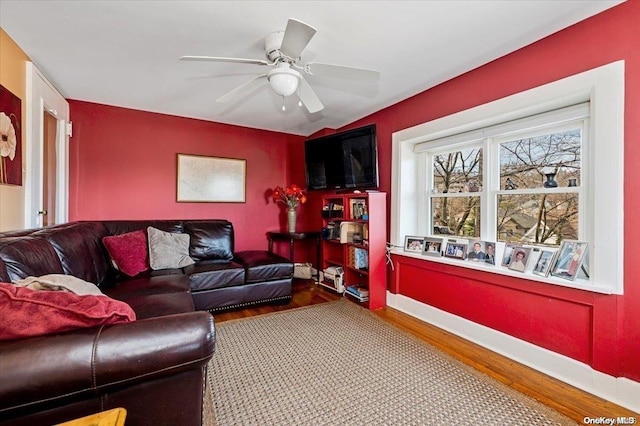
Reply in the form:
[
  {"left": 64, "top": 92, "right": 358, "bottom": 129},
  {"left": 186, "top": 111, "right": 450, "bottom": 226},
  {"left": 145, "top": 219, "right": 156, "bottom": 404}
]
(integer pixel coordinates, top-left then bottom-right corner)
[{"left": 428, "top": 126, "right": 582, "bottom": 246}]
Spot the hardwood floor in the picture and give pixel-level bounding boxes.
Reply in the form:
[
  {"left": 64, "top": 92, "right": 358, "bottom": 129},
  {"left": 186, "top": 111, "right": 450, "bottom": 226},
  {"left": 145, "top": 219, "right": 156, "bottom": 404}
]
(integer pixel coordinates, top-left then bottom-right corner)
[{"left": 213, "top": 280, "right": 638, "bottom": 423}]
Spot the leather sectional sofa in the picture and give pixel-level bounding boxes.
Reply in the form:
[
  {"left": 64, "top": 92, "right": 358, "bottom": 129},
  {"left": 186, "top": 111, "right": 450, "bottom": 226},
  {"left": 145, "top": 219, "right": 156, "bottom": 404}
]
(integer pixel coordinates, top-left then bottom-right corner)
[{"left": 0, "top": 219, "right": 294, "bottom": 425}]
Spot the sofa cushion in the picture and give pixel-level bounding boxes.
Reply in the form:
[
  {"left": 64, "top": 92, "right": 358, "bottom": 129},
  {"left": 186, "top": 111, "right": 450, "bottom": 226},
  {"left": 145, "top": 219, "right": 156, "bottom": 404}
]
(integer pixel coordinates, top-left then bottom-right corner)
[
  {"left": 0, "top": 237, "right": 65, "bottom": 281},
  {"left": 234, "top": 250, "right": 293, "bottom": 283},
  {"left": 103, "top": 274, "right": 190, "bottom": 299},
  {"left": 112, "top": 292, "right": 195, "bottom": 320},
  {"left": 102, "top": 229, "right": 149, "bottom": 277},
  {"left": 0, "top": 282, "right": 136, "bottom": 341},
  {"left": 34, "top": 222, "right": 111, "bottom": 286},
  {"left": 183, "top": 260, "right": 246, "bottom": 292},
  {"left": 147, "top": 227, "right": 195, "bottom": 270},
  {"left": 184, "top": 220, "right": 234, "bottom": 261},
  {"left": 102, "top": 220, "right": 184, "bottom": 236}
]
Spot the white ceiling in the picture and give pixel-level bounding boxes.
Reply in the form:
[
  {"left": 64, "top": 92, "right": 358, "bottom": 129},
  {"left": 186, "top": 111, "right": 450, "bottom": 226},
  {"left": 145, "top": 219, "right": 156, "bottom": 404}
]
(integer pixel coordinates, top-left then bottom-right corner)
[{"left": 0, "top": 1, "right": 621, "bottom": 136}]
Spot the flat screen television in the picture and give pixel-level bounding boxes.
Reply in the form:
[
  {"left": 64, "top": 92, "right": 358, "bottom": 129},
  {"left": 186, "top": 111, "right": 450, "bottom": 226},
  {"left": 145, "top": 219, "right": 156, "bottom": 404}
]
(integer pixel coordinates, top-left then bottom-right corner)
[{"left": 304, "top": 124, "right": 379, "bottom": 191}]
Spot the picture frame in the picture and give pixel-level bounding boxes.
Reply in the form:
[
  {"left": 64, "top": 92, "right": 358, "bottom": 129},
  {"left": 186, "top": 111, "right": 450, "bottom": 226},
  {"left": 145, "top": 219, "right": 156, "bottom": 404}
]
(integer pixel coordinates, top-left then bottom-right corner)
[
  {"left": 508, "top": 247, "right": 531, "bottom": 272},
  {"left": 532, "top": 249, "right": 557, "bottom": 277},
  {"left": 467, "top": 240, "right": 487, "bottom": 262},
  {"left": 501, "top": 243, "right": 517, "bottom": 267},
  {"left": 483, "top": 242, "right": 497, "bottom": 265},
  {"left": 550, "top": 240, "right": 589, "bottom": 281},
  {"left": 176, "top": 154, "right": 246, "bottom": 203},
  {"left": 0, "top": 84, "right": 23, "bottom": 186},
  {"left": 422, "top": 237, "right": 443, "bottom": 257},
  {"left": 404, "top": 236, "right": 425, "bottom": 253},
  {"left": 445, "top": 241, "right": 467, "bottom": 260}
]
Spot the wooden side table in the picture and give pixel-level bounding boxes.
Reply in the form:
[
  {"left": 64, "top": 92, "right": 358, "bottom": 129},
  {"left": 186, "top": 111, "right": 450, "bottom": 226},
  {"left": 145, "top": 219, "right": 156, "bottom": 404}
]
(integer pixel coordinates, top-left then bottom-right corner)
[{"left": 267, "top": 231, "right": 321, "bottom": 282}]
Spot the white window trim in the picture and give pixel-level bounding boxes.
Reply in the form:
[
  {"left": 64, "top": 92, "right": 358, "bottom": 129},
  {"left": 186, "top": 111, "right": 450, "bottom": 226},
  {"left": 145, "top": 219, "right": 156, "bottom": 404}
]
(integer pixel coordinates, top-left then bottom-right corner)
[{"left": 391, "top": 61, "right": 624, "bottom": 295}]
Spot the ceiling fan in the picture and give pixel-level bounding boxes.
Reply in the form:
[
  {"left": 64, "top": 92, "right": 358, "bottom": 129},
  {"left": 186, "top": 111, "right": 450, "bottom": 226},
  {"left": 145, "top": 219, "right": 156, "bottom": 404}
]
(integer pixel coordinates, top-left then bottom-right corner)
[{"left": 180, "top": 18, "right": 380, "bottom": 113}]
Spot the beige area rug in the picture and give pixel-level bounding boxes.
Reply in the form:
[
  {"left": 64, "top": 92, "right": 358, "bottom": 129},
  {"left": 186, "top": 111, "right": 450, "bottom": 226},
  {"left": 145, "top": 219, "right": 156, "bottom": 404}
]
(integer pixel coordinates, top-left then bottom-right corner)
[{"left": 204, "top": 299, "right": 575, "bottom": 425}]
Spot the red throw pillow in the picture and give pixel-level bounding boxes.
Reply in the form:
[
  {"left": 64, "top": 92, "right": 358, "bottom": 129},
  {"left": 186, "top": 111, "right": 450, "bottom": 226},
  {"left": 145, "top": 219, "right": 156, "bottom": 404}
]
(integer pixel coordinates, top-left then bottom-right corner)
[
  {"left": 0, "top": 282, "right": 136, "bottom": 341},
  {"left": 102, "top": 230, "right": 149, "bottom": 277}
]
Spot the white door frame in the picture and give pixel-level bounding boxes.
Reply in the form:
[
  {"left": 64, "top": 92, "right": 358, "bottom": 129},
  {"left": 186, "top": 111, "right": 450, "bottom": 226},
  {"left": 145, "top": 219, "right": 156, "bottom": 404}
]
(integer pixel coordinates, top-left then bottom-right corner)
[{"left": 25, "top": 62, "right": 69, "bottom": 228}]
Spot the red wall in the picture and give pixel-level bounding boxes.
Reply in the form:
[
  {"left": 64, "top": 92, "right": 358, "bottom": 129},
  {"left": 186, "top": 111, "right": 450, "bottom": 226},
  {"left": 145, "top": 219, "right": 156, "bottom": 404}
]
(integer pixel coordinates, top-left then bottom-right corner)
[
  {"left": 327, "top": 1, "right": 639, "bottom": 381},
  {"left": 68, "top": 1, "right": 639, "bottom": 382},
  {"left": 68, "top": 101, "right": 304, "bottom": 252}
]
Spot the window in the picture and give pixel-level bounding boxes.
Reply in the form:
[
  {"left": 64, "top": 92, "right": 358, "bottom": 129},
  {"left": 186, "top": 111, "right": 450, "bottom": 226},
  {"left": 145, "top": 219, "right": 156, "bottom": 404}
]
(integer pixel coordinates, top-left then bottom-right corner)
[
  {"left": 420, "top": 105, "right": 587, "bottom": 247},
  {"left": 391, "top": 61, "right": 624, "bottom": 294}
]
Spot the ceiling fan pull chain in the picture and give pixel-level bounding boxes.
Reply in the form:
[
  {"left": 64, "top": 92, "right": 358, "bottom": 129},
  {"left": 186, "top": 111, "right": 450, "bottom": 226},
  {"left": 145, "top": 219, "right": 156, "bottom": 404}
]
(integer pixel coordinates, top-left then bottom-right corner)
[{"left": 282, "top": 96, "right": 286, "bottom": 111}]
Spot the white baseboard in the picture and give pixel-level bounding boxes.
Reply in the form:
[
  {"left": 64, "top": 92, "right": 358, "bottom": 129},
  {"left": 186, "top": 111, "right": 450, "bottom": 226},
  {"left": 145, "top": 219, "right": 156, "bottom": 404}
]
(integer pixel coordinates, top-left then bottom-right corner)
[{"left": 386, "top": 292, "right": 640, "bottom": 413}]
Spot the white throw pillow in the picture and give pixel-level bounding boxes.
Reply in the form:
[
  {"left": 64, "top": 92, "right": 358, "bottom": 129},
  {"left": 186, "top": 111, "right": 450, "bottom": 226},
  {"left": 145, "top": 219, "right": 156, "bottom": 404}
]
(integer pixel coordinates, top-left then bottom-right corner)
[{"left": 147, "top": 226, "right": 195, "bottom": 270}]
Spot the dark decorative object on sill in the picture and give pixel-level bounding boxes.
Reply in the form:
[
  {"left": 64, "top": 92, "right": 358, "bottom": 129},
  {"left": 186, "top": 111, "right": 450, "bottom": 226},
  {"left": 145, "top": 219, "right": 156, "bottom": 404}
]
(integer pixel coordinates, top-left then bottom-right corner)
[{"left": 543, "top": 171, "right": 558, "bottom": 188}]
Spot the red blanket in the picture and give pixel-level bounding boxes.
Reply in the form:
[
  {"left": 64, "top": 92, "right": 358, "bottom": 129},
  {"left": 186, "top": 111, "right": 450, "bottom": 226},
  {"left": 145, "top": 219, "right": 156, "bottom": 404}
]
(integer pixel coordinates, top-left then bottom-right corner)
[{"left": 0, "top": 282, "right": 135, "bottom": 341}]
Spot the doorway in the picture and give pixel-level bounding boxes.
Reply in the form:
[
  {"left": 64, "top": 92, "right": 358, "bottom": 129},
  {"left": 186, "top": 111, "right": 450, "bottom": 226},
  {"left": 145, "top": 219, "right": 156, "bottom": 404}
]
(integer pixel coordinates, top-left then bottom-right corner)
[
  {"left": 25, "top": 62, "right": 69, "bottom": 228},
  {"left": 42, "top": 110, "right": 57, "bottom": 226}
]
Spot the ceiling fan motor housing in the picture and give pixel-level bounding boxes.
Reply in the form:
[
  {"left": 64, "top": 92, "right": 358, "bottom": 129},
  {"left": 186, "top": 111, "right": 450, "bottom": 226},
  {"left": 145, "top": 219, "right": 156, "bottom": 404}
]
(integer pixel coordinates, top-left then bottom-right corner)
[
  {"left": 267, "top": 65, "right": 301, "bottom": 96},
  {"left": 264, "top": 31, "right": 285, "bottom": 62}
]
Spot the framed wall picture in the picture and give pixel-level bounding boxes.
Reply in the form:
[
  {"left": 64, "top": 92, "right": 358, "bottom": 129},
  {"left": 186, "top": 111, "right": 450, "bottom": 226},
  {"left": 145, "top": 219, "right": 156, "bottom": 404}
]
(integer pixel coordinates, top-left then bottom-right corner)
[
  {"left": 532, "top": 249, "right": 557, "bottom": 277},
  {"left": 422, "top": 237, "right": 443, "bottom": 257},
  {"left": 177, "top": 154, "right": 246, "bottom": 202},
  {"left": 445, "top": 241, "right": 467, "bottom": 260},
  {"left": 550, "top": 240, "right": 588, "bottom": 281},
  {"left": 404, "top": 236, "right": 425, "bottom": 253},
  {"left": 0, "top": 84, "right": 22, "bottom": 186}
]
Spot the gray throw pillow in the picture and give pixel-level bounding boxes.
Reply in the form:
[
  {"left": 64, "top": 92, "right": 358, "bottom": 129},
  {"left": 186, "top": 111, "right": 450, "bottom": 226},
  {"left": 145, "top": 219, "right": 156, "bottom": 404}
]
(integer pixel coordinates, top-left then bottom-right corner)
[{"left": 147, "top": 226, "right": 195, "bottom": 270}]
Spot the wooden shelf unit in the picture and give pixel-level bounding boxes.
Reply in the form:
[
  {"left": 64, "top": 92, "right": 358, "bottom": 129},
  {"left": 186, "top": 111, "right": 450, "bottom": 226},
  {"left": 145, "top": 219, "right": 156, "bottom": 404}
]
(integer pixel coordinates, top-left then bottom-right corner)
[{"left": 320, "top": 192, "right": 387, "bottom": 310}]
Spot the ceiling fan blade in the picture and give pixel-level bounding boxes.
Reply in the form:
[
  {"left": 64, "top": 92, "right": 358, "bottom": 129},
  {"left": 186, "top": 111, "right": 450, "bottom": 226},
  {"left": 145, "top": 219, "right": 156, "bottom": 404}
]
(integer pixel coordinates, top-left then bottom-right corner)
[
  {"left": 279, "top": 19, "right": 317, "bottom": 59},
  {"left": 305, "top": 62, "right": 380, "bottom": 82},
  {"left": 180, "top": 56, "right": 270, "bottom": 66},
  {"left": 298, "top": 77, "right": 324, "bottom": 113},
  {"left": 216, "top": 74, "right": 268, "bottom": 103}
]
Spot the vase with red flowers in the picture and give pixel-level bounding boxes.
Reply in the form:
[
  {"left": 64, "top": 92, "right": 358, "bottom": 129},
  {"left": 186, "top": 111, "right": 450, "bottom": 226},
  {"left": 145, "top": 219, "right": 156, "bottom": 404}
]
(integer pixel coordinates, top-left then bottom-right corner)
[{"left": 271, "top": 184, "right": 307, "bottom": 233}]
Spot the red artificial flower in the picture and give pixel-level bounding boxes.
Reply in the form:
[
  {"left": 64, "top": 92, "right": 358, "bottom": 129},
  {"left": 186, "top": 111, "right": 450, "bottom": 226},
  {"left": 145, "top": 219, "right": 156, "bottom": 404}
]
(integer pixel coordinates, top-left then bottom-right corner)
[{"left": 271, "top": 184, "right": 307, "bottom": 208}]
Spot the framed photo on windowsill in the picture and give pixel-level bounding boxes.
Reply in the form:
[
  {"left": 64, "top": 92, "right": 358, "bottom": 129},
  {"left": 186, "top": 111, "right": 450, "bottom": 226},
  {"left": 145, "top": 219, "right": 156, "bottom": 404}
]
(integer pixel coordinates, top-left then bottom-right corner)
[
  {"left": 550, "top": 240, "right": 588, "bottom": 281},
  {"left": 422, "top": 237, "right": 443, "bottom": 257},
  {"left": 445, "top": 241, "right": 467, "bottom": 260},
  {"left": 404, "top": 236, "right": 425, "bottom": 253},
  {"left": 532, "top": 249, "right": 557, "bottom": 277},
  {"left": 508, "top": 247, "right": 531, "bottom": 273}
]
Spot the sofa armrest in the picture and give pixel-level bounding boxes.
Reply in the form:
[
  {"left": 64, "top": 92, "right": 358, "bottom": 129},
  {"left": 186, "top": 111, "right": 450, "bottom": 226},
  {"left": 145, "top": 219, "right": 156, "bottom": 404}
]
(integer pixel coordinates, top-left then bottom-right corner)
[{"left": 0, "top": 311, "right": 215, "bottom": 413}]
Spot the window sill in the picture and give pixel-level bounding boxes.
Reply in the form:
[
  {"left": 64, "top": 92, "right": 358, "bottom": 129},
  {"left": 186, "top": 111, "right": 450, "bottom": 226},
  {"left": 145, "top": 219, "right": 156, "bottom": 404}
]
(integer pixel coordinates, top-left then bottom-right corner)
[{"left": 390, "top": 248, "right": 613, "bottom": 295}]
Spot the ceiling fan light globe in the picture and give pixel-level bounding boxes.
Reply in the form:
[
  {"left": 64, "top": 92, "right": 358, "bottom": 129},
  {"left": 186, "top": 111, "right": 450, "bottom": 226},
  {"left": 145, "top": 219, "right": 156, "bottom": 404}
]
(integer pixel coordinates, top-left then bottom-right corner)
[{"left": 268, "top": 68, "right": 301, "bottom": 97}]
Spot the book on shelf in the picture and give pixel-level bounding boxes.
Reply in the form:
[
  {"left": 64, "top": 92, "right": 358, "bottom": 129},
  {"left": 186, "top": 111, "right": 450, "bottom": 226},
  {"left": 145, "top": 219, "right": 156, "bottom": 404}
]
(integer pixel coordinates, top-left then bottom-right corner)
[
  {"left": 355, "top": 247, "right": 368, "bottom": 270},
  {"left": 340, "top": 222, "right": 360, "bottom": 244},
  {"left": 323, "top": 202, "right": 344, "bottom": 212},
  {"left": 348, "top": 246, "right": 369, "bottom": 270},
  {"left": 345, "top": 285, "right": 369, "bottom": 299},
  {"left": 322, "top": 203, "right": 344, "bottom": 218},
  {"left": 322, "top": 221, "right": 340, "bottom": 240}
]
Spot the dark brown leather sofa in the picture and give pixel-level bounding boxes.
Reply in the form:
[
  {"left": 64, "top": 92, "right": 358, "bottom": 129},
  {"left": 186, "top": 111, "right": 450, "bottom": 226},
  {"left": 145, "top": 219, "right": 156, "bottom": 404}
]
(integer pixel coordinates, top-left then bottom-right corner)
[{"left": 0, "top": 219, "right": 293, "bottom": 425}]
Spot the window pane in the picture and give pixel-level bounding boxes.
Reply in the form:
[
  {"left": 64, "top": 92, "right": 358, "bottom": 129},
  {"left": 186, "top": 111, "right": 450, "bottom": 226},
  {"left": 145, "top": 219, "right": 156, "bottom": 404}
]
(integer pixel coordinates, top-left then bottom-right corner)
[
  {"left": 497, "top": 193, "right": 579, "bottom": 244},
  {"left": 433, "top": 147, "right": 483, "bottom": 193},
  {"left": 431, "top": 196, "right": 481, "bottom": 237},
  {"left": 500, "top": 129, "right": 581, "bottom": 190}
]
